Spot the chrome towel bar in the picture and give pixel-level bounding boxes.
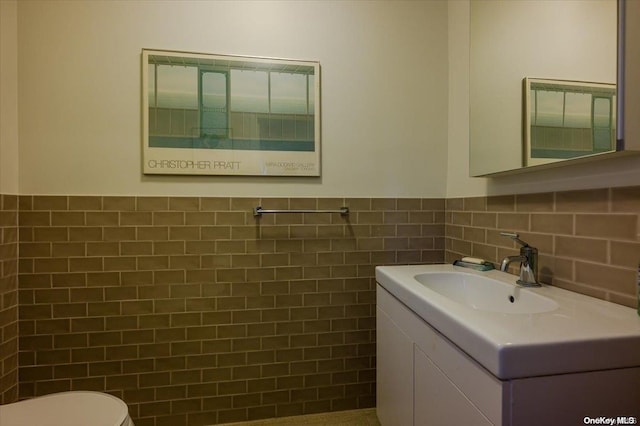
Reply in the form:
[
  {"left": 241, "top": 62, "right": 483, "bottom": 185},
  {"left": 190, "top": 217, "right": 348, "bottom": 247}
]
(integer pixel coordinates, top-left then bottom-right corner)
[{"left": 253, "top": 206, "right": 349, "bottom": 217}]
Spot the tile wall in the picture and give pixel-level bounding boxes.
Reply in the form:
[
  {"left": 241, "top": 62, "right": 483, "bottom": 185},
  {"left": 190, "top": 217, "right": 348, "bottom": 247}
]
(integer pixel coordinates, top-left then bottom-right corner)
[
  {"left": 445, "top": 187, "right": 640, "bottom": 308},
  {"left": 8, "top": 187, "right": 640, "bottom": 425},
  {"left": 0, "top": 194, "right": 18, "bottom": 404},
  {"left": 17, "top": 196, "right": 444, "bottom": 426}
]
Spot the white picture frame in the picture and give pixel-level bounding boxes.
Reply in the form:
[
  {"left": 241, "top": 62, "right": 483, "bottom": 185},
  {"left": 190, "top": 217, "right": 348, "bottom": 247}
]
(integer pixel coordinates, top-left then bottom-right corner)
[{"left": 142, "top": 49, "right": 321, "bottom": 176}]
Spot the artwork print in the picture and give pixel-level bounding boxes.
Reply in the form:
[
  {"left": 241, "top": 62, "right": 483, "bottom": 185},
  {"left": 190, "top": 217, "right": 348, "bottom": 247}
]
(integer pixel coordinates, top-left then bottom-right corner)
[{"left": 142, "top": 49, "right": 320, "bottom": 176}]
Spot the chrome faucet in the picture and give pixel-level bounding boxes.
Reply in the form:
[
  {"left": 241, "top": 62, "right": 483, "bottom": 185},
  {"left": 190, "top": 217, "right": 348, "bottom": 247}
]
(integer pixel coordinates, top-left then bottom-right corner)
[{"left": 500, "top": 232, "right": 540, "bottom": 287}]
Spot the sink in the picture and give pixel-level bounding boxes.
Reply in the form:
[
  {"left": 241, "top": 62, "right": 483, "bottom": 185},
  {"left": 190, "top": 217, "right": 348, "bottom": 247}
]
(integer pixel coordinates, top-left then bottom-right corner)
[
  {"left": 375, "top": 264, "right": 640, "bottom": 379},
  {"left": 414, "top": 271, "right": 558, "bottom": 314}
]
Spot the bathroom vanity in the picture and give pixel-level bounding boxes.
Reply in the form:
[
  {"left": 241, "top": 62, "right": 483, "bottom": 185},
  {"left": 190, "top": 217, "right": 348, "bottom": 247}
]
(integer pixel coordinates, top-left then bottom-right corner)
[{"left": 376, "top": 265, "right": 640, "bottom": 425}]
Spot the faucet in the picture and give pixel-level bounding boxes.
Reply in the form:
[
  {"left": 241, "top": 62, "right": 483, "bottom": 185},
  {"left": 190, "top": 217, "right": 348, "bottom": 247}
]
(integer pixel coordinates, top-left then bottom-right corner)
[{"left": 499, "top": 232, "right": 541, "bottom": 287}]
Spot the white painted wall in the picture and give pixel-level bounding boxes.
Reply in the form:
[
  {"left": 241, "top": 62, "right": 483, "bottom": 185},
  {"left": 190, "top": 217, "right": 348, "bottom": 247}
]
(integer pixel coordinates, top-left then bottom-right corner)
[
  {"left": 446, "top": 0, "right": 488, "bottom": 198},
  {"left": 9, "top": 0, "right": 640, "bottom": 200},
  {"left": 0, "top": 0, "right": 19, "bottom": 194},
  {"left": 16, "top": 0, "right": 448, "bottom": 197}
]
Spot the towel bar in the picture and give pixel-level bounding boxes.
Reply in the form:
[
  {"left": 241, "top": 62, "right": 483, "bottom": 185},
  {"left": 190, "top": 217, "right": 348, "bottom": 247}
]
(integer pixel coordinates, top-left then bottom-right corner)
[{"left": 253, "top": 206, "right": 349, "bottom": 217}]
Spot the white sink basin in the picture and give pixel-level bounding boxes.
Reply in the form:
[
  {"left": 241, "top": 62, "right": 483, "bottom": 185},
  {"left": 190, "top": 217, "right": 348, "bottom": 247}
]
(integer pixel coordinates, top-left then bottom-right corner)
[
  {"left": 414, "top": 271, "right": 558, "bottom": 314},
  {"left": 376, "top": 264, "right": 640, "bottom": 379}
]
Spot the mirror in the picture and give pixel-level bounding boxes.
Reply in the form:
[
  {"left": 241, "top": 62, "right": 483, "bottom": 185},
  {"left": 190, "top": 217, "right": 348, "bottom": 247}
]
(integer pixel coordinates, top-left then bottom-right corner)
[{"left": 469, "top": 0, "right": 618, "bottom": 176}]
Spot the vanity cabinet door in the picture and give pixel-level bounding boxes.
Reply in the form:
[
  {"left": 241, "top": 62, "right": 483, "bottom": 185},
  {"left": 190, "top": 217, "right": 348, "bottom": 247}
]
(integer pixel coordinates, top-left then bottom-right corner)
[
  {"left": 509, "top": 367, "right": 640, "bottom": 425},
  {"left": 414, "top": 345, "right": 493, "bottom": 426},
  {"left": 376, "top": 306, "right": 414, "bottom": 426},
  {"left": 377, "top": 284, "right": 506, "bottom": 425}
]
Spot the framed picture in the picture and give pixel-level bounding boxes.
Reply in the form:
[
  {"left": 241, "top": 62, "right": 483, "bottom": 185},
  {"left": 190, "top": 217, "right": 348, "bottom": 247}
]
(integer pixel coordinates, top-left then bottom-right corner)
[
  {"left": 524, "top": 77, "right": 616, "bottom": 167},
  {"left": 142, "top": 49, "right": 321, "bottom": 176}
]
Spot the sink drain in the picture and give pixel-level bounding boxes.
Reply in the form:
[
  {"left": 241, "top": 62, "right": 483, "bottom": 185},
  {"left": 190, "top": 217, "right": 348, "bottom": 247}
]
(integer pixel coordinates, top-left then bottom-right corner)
[{"left": 508, "top": 295, "right": 515, "bottom": 303}]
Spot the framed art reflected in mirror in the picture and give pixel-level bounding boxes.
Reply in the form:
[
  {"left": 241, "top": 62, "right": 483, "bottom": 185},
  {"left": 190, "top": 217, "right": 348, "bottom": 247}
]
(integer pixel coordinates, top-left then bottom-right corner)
[{"left": 524, "top": 78, "right": 616, "bottom": 167}]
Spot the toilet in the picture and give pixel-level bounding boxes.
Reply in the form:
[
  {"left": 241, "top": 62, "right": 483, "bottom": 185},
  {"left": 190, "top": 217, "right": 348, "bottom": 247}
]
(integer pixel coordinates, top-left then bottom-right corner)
[{"left": 0, "top": 391, "right": 134, "bottom": 426}]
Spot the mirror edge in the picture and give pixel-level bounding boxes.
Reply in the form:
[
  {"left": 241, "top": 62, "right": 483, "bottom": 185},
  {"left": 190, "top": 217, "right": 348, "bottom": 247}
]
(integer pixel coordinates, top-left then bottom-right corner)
[{"left": 617, "top": 0, "right": 625, "bottom": 149}]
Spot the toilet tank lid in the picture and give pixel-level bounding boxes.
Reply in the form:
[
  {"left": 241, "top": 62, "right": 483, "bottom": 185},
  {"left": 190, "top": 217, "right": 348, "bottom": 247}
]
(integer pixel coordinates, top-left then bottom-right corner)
[{"left": 0, "top": 391, "right": 130, "bottom": 426}]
